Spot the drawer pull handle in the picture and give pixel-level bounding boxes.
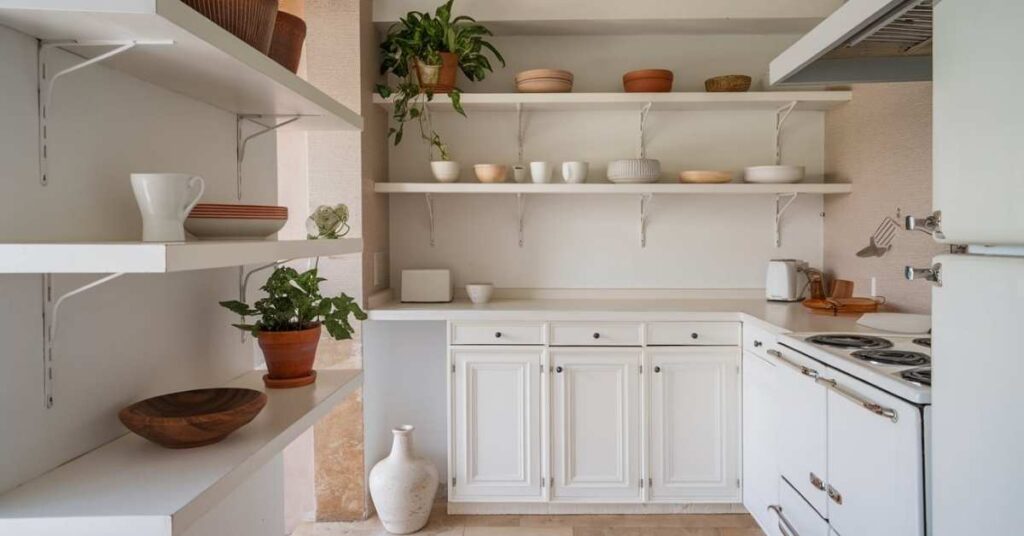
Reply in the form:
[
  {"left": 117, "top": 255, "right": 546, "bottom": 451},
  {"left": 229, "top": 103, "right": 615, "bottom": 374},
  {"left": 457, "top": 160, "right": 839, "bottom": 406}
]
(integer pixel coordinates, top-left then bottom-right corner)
[
  {"left": 754, "top": 340, "right": 763, "bottom": 347},
  {"left": 592, "top": 332, "right": 600, "bottom": 339},
  {"left": 809, "top": 472, "right": 825, "bottom": 491},
  {"left": 827, "top": 484, "right": 843, "bottom": 505},
  {"left": 690, "top": 332, "right": 699, "bottom": 339},
  {"left": 816, "top": 377, "right": 899, "bottom": 422},
  {"left": 654, "top": 366, "right": 661, "bottom": 373},
  {"left": 768, "top": 349, "right": 820, "bottom": 379},
  {"left": 555, "top": 366, "right": 563, "bottom": 373},
  {"left": 768, "top": 505, "right": 801, "bottom": 536},
  {"left": 494, "top": 332, "right": 502, "bottom": 338}
]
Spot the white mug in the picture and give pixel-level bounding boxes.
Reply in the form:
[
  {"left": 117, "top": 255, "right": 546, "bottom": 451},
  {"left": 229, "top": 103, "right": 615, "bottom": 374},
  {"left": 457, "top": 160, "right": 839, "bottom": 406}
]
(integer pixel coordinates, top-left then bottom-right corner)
[
  {"left": 530, "top": 161, "right": 552, "bottom": 183},
  {"left": 131, "top": 173, "right": 205, "bottom": 242},
  {"left": 512, "top": 165, "right": 529, "bottom": 183},
  {"left": 562, "top": 161, "right": 589, "bottom": 183}
]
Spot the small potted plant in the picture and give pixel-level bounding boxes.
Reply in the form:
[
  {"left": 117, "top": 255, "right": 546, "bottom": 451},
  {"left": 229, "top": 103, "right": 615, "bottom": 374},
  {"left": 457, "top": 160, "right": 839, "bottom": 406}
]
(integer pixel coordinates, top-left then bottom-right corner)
[
  {"left": 428, "top": 133, "right": 459, "bottom": 182},
  {"left": 376, "top": 0, "right": 504, "bottom": 169},
  {"left": 220, "top": 266, "right": 366, "bottom": 388}
]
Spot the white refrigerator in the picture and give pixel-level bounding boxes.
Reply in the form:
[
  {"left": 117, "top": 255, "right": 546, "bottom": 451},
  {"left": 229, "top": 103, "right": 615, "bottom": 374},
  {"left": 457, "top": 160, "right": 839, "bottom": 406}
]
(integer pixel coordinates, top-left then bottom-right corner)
[{"left": 925, "top": 1, "right": 1024, "bottom": 535}]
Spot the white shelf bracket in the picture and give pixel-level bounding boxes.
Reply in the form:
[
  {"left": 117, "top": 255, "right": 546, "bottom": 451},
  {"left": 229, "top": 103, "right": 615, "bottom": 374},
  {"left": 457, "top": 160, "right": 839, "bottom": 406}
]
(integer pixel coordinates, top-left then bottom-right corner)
[
  {"left": 775, "top": 101, "right": 798, "bottom": 165},
  {"left": 425, "top": 193, "right": 437, "bottom": 247},
  {"left": 640, "top": 193, "right": 655, "bottom": 247},
  {"left": 236, "top": 114, "right": 302, "bottom": 200},
  {"left": 516, "top": 193, "right": 527, "bottom": 247},
  {"left": 639, "top": 102, "right": 653, "bottom": 159},
  {"left": 37, "top": 39, "right": 173, "bottom": 186},
  {"left": 516, "top": 103, "right": 525, "bottom": 165},
  {"left": 42, "top": 272, "right": 126, "bottom": 408},
  {"left": 774, "top": 193, "right": 799, "bottom": 247}
]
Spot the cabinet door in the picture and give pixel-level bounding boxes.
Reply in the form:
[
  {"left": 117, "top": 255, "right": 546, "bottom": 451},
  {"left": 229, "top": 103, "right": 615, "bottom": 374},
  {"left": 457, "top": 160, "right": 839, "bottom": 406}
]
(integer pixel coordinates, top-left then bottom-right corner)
[
  {"left": 649, "top": 347, "right": 740, "bottom": 501},
  {"left": 770, "top": 348, "right": 829, "bottom": 516},
  {"left": 743, "top": 351, "right": 779, "bottom": 530},
  {"left": 451, "top": 348, "right": 543, "bottom": 500},
  {"left": 825, "top": 369, "right": 924, "bottom": 536},
  {"left": 550, "top": 349, "right": 641, "bottom": 501},
  {"left": 933, "top": 0, "right": 1024, "bottom": 244}
]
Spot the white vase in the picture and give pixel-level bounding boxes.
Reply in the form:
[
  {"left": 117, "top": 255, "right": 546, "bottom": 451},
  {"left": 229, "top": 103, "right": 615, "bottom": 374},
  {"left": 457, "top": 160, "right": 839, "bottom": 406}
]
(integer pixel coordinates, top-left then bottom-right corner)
[
  {"left": 369, "top": 425, "right": 439, "bottom": 534},
  {"left": 430, "top": 161, "right": 460, "bottom": 183}
]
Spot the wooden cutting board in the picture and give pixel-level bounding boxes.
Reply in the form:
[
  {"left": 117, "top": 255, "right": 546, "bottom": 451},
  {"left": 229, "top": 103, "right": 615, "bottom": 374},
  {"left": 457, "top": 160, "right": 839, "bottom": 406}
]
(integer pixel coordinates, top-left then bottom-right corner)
[{"left": 803, "top": 297, "right": 880, "bottom": 315}]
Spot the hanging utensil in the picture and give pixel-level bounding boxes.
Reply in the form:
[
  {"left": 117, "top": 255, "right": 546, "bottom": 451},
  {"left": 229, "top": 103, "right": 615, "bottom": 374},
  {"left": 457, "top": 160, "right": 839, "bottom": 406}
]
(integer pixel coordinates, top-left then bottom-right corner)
[{"left": 856, "top": 216, "right": 899, "bottom": 257}]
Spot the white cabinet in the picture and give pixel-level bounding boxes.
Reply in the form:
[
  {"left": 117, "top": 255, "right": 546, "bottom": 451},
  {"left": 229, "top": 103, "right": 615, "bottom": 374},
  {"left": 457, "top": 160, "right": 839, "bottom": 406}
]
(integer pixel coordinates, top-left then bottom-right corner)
[
  {"left": 450, "top": 348, "right": 543, "bottom": 500},
  {"left": 825, "top": 369, "right": 925, "bottom": 536},
  {"left": 550, "top": 349, "right": 642, "bottom": 501},
  {"left": 933, "top": 0, "right": 1024, "bottom": 244},
  {"left": 770, "top": 347, "right": 829, "bottom": 515},
  {"left": 743, "top": 351, "right": 779, "bottom": 529},
  {"left": 648, "top": 347, "right": 740, "bottom": 502}
]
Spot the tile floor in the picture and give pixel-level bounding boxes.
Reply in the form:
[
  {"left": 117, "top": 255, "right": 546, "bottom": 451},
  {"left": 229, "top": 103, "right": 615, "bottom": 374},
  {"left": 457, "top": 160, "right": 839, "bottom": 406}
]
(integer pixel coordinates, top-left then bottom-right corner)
[{"left": 293, "top": 502, "right": 766, "bottom": 536}]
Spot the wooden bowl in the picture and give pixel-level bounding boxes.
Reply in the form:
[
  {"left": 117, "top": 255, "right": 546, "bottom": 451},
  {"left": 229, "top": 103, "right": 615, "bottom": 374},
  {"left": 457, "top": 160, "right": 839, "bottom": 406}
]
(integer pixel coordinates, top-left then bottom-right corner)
[
  {"left": 181, "top": 0, "right": 278, "bottom": 53},
  {"left": 269, "top": 11, "right": 307, "bottom": 73},
  {"left": 705, "top": 75, "right": 752, "bottom": 92},
  {"left": 474, "top": 164, "right": 508, "bottom": 183},
  {"left": 623, "top": 69, "right": 674, "bottom": 92},
  {"left": 119, "top": 388, "right": 267, "bottom": 449},
  {"left": 515, "top": 69, "right": 574, "bottom": 93},
  {"left": 679, "top": 170, "right": 733, "bottom": 184}
]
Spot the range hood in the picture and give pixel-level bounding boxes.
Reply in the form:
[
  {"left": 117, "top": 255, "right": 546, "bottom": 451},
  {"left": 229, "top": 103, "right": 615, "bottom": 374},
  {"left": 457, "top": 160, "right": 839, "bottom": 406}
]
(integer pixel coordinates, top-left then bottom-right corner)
[{"left": 770, "top": 0, "right": 933, "bottom": 86}]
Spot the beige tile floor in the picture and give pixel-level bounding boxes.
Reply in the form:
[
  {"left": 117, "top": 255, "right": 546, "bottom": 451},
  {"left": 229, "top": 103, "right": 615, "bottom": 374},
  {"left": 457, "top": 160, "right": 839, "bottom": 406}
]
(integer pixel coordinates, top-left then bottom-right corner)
[{"left": 292, "top": 502, "right": 766, "bottom": 536}]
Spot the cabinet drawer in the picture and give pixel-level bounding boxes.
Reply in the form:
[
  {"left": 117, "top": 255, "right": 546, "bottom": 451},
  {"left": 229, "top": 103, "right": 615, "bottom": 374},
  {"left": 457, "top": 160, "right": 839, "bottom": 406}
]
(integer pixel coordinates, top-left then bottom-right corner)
[
  {"left": 450, "top": 322, "right": 545, "bottom": 345},
  {"left": 549, "top": 322, "right": 642, "bottom": 346},
  {"left": 743, "top": 323, "right": 778, "bottom": 359},
  {"left": 646, "top": 322, "right": 739, "bottom": 346},
  {"left": 775, "top": 478, "right": 830, "bottom": 536}
]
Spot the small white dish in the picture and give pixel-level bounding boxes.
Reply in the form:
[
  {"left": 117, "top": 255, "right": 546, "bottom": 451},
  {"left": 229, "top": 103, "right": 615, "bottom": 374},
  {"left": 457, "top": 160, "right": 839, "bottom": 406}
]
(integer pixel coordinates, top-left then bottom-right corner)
[
  {"left": 744, "top": 165, "right": 805, "bottom": 184},
  {"left": 466, "top": 283, "right": 494, "bottom": 305},
  {"left": 184, "top": 217, "right": 286, "bottom": 240}
]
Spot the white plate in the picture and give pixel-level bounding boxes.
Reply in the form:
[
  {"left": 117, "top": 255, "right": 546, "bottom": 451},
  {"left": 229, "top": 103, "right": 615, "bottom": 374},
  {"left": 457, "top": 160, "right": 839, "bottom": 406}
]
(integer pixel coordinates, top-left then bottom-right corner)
[
  {"left": 184, "top": 217, "right": 286, "bottom": 240},
  {"left": 744, "top": 165, "right": 805, "bottom": 183}
]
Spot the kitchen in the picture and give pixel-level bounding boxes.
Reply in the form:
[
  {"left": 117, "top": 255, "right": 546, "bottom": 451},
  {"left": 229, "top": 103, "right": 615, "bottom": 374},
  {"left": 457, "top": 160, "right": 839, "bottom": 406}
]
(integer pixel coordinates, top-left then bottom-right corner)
[{"left": 0, "top": 1, "right": 1019, "bottom": 536}]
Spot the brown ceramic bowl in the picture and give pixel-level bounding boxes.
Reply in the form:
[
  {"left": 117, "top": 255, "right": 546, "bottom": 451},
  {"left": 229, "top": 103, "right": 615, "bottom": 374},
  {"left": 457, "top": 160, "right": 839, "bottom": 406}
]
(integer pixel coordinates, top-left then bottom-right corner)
[
  {"left": 119, "top": 388, "right": 267, "bottom": 449},
  {"left": 705, "top": 74, "right": 752, "bottom": 92},
  {"left": 269, "top": 11, "right": 307, "bottom": 73},
  {"left": 623, "top": 69, "right": 674, "bottom": 92},
  {"left": 181, "top": 0, "right": 278, "bottom": 53}
]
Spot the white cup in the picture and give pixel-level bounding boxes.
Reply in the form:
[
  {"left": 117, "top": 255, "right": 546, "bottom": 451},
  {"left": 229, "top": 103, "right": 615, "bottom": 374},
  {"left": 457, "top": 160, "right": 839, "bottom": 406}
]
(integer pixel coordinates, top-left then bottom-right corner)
[
  {"left": 562, "top": 161, "right": 589, "bottom": 183},
  {"left": 530, "top": 161, "right": 553, "bottom": 183},
  {"left": 466, "top": 283, "right": 495, "bottom": 304},
  {"left": 512, "top": 165, "right": 529, "bottom": 183},
  {"left": 130, "top": 173, "right": 205, "bottom": 242}
]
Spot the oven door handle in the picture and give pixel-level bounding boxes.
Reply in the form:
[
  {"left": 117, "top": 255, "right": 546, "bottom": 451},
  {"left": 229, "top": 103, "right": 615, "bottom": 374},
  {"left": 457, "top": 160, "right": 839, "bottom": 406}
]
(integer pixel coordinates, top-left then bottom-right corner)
[
  {"left": 768, "top": 504, "right": 801, "bottom": 536},
  {"left": 816, "top": 377, "right": 899, "bottom": 422},
  {"left": 767, "top": 349, "right": 820, "bottom": 379}
]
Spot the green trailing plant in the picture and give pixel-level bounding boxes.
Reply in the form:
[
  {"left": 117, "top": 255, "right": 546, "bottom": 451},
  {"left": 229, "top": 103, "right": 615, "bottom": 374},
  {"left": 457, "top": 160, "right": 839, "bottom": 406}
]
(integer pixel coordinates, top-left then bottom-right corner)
[
  {"left": 376, "top": 0, "right": 504, "bottom": 158},
  {"left": 220, "top": 266, "right": 366, "bottom": 340}
]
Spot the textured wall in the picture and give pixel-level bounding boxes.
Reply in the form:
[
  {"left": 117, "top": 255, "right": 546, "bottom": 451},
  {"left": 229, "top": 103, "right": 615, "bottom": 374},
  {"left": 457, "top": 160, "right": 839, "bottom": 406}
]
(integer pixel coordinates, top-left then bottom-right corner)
[{"left": 824, "top": 83, "right": 944, "bottom": 314}]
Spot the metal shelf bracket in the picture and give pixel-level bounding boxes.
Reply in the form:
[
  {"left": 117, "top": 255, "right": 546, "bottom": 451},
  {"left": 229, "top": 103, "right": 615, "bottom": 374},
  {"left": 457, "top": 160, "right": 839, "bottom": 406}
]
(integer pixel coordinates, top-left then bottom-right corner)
[
  {"left": 516, "top": 193, "right": 527, "bottom": 247},
  {"left": 774, "top": 193, "right": 799, "bottom": 247},
  {"left": 775, "top": 101, "right": 798, "bottom": 165},
  {"left": 516, "top": 103, "right": 525, "bottom": 165},
  {"left": 639, "top": 102, "right": 653, "bottom": 158},
  {"left": 38, "top": 39, "right": 173, "bottom": 186},
  {"left": 236, "top": 114, "right": 302, "bottom": 200},
  {"left": 640, "top": 193, "right": 655, "bottom": 247},
  {"left": 42, "top": 272, "right": 126, "bottom": 408},
  {"left": 425, "top": 193, "right": 437, "bottom": 247}
]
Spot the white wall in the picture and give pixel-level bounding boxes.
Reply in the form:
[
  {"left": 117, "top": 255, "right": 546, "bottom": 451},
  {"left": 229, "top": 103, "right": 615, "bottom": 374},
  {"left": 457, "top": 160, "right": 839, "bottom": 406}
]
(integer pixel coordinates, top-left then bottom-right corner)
[
  {"left": 387, "top": 33, "right": 827, "bottom": 291},
  {"left": 0, "top": 26, "right": 276, "bottom": 493}
]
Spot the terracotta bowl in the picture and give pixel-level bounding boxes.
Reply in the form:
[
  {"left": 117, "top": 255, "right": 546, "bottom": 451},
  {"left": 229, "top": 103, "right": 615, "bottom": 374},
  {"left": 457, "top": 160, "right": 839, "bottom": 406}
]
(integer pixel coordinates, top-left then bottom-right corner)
[
  {"left": 119, "top": 388, "right": 267, "bottom": 448},
  {"left": 705, "top": 74, "right": 752, "bottom": 92},
  {"left": 515, "top": 69, "right": 574, "bottom": 93},
  {"left": 181, "top": 0, "right": 278, "bottom": 53},
  {"left": 623, "top": 69, "right": 674, "bottom": 92},
  {"left": 474, "top": 164, "right": 508, "bottom": 183},
  {"left": 269, "top": 11, "right": 307, "bottom": 73}
]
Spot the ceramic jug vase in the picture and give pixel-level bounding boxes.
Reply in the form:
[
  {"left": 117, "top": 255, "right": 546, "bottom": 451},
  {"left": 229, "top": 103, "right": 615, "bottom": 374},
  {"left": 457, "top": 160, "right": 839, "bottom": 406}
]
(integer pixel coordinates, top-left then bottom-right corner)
[
  {"left": 369, "top": 425, "right": 439, "bottom": 534},
  {"left": 131, "top": 173, "right": 205, "bottom": 242}
]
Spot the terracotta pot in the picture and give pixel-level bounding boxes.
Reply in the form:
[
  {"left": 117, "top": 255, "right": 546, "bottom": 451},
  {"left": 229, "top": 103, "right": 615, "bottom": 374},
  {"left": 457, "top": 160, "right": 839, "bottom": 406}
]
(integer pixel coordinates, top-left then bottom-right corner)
[
  {"left": 269, "top": 11, "right": 307, "bottom": 73},
  {"left": 181, "top": 0, "right": 278, "bottom": 53},
  {"left": 415, "top": 52, "right": 458, "bottom": 93},
  {"left": 257, "top": 324, "right": 321, "bottom": 388},
  {"left": 622, "top": 69, "right": 674, "bottom": 93}
]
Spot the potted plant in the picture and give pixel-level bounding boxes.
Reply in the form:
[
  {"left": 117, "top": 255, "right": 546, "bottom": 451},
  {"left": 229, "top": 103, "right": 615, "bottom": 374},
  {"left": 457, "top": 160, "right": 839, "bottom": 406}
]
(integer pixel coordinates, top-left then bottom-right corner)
[
  {"left": 376, "top": 0, "right": 504, "bottom": 179},
  {"left": 220, "top": 266, "right": 366, "bottom": 388},
  {"left": 427, "top": 132, "right": 460, "bottom": 182}
]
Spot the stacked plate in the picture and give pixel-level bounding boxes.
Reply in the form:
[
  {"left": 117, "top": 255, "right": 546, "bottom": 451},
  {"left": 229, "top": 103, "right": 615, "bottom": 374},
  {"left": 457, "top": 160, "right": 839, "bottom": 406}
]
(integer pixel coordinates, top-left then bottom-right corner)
[
  {"left": 185, "top": 203, "right": 288, "bottom": 240},
  {"left": 515, "top": 69, "right": 573, "bottom": 93}
]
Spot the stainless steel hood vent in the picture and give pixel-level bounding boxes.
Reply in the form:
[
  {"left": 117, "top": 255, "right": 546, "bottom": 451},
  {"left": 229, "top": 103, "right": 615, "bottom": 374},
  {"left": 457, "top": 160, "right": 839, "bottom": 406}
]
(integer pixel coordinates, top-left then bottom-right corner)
[{"left": 770, "top": 0, "right": 933, "bottom": 86}]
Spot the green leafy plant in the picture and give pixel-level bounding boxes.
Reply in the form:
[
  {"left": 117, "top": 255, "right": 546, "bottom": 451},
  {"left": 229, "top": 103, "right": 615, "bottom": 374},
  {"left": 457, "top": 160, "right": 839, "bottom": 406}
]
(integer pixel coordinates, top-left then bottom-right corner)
[
  {"left": 220, "top": 266, "right": 366, "bottom": 340},
  {"left": 376, "top": 0, "right": 505, "bottom": 158}
]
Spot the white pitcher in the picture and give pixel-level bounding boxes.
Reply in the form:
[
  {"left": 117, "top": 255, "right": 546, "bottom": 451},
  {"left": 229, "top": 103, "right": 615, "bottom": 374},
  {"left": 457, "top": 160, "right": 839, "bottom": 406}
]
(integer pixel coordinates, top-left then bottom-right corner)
[{"left": 130, "top": 173, "right": 205, "bottom": 242}]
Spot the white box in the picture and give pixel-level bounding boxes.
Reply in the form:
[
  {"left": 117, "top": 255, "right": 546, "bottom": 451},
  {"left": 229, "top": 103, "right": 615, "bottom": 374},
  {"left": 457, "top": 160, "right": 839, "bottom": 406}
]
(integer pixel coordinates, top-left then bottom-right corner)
[{"left": 401, "top": 269, "right": 453, "bottom": 303}]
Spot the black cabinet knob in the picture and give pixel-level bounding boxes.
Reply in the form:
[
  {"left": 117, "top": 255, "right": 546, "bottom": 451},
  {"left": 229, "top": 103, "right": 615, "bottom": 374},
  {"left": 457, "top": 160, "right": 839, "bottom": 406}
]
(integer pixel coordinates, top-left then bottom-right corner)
[
  {"left": 754, "top": 340, "right": 763, "bottom": 347},
  {"left": 654, "top": 366, "right": 661, "bottom": 373},
  {"left": 494, "top": 332, "right": 502, "bottom": 338},
  {"left": 593, "top": 333, "right": 601, "bottom": 339},
  {"left": 556, "top": 366, "right": 563, "bottom": 373},
  {"left": 691, "top": 332, "right": 699, "bottom": 339}
]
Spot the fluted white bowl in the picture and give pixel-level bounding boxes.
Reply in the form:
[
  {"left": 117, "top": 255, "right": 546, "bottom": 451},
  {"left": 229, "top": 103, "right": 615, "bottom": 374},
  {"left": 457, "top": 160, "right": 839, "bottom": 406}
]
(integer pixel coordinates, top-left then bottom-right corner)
[
  {"left": 607, "top": 159, "right": 661, "bottom": 183},
  {"left": 744, "top": 165, "right": 805, "bottom": 184}
]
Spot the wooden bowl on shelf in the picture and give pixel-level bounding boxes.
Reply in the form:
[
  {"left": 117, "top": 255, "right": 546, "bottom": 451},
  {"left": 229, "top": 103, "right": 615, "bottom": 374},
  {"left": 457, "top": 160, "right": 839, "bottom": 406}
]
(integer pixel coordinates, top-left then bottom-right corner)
[
  {"left": 679, "top": 170, "right": 733, "bottom": 184},
  {"left": 181, "top": 0, "right": 278, "bottom": 53},
  {"left": 269, "top": 11, "right": 307, "bottom": 73},
  {"left": 705, "top": 74, "right": 752, "bottom": 92},
  {"left": 119, "top": 388, "right": 267, "bottom": 449}
]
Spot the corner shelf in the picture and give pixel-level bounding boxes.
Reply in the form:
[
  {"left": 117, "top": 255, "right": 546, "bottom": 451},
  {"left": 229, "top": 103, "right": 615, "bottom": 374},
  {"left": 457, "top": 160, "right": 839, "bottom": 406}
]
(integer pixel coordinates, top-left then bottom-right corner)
[
  {"left": 0, "top": 0, "right": 362, "bottom": 131},
  {"left": 0, "top": 369, "right": 363, "bottom": 536},
  {"left": 372, "top": 91, "right": 851, "bottom": 112}
]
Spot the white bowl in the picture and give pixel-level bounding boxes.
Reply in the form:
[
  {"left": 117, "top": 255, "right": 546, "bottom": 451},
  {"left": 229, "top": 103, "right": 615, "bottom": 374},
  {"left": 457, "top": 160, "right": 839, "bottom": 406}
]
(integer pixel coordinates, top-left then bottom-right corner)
[
  {"left": 184, "top": 217, "right": 286, "bottom": 240},
  {"left": 430, "top": 161, "right": 460, "bottom": 183},
  {"left": 466, "top": 283, "right": 494, "bottom": 304},
  {"left": 607, "top": 159, "right": 661, "bottom": 183},
  {"left": 744, "top": 165, "right": 805, "bottom": 184}
]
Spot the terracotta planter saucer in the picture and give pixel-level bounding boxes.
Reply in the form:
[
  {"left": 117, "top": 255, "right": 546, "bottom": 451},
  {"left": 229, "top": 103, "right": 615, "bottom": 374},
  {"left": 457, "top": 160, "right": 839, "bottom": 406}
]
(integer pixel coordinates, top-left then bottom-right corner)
[{"left": 263, "top": 370, "right": 317, "bottom": 389}]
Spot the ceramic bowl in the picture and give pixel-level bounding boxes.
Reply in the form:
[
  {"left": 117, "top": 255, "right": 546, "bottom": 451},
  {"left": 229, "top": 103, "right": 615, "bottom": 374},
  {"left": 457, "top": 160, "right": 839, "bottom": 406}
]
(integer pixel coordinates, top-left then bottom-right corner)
[
  {"left": 185, "top": 216, "right": 286, "bottom": 239},
  {"left": 515, "top": 69, "right": 574, "bottom": 93},
  {"left": 119, "top": 388, "right": 267, "bottom": 448},
  {"left": 430, "top": 161, "right": 460, "bottom": 183},
  {"left": 466, "top": 283, "right": 494, "bottom": 304},
  {"left": 607, "top": 158, "right": 661, "bottom": 183},
  {"left": 679, "top": 170, "right": 733, "bottom": 183},
  {"left": 474, "top": 164, "right": 508, "bottom": 183},
  {"left": 623, "top": 69, "right": 674, "bottom": 92},
  {"left": 744, "top": 165, "right": 806, "bottom": 184}
]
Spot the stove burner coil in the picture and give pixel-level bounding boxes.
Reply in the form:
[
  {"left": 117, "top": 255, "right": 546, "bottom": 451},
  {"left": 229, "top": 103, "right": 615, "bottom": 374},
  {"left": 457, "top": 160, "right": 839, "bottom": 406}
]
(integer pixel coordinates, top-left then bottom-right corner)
[{"left": 805, "top": 334, "right": 894, "bottom": 350}]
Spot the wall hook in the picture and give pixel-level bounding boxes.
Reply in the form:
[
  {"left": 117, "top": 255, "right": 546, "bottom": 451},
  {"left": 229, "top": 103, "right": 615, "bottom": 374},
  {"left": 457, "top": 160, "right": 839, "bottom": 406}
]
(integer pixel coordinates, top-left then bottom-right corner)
[{"left": 236, "top": 114, "right": 301, "bottom": 200}]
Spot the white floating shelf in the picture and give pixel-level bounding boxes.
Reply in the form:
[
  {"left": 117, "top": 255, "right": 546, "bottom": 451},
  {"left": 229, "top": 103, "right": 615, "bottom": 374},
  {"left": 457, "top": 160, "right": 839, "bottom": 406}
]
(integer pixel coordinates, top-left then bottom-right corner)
[
  {"left": 0, "top": 0, "right": 362, "bottom": 131},
  {"left": 372, "top": 91, "right": 851, "bottom": 112},
  {"left": 0, "top": 369, "right": 362, "bottom": 536},
  {"left": 375, "top": 182, "right": 853, "bottom": 195},
  {"left": 0, "top": 238, "right": 363, "bottom": 274}
]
